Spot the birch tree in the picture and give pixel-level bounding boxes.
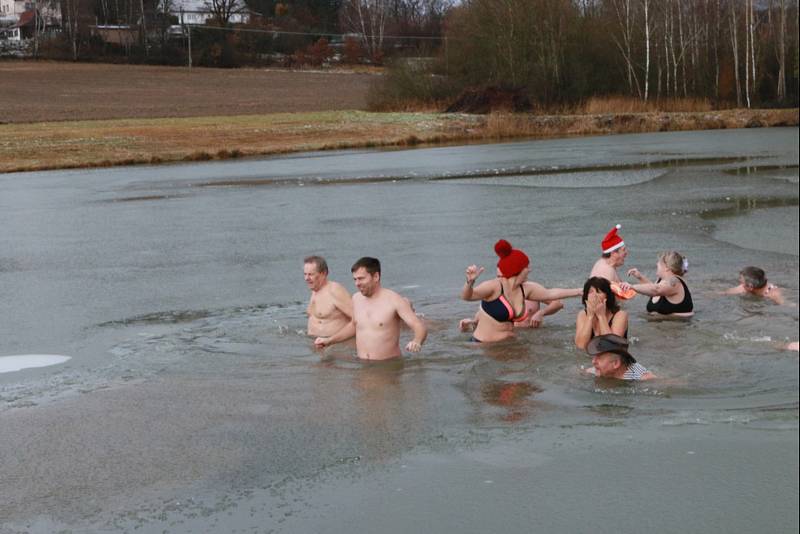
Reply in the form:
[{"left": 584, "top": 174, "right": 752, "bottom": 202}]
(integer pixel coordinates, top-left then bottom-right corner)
[{"left": 340, "top": 0, "right": 390, "bottom": 61}]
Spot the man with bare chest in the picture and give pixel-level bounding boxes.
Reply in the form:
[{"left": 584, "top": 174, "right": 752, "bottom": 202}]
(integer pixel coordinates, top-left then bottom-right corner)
[
  {"left": 314, "top": 257, "right": 427, "bottom": 360},
  {"left": 304, "top": 256, "right": 353, "bottom": 339},
  {"left": 590, "top": 224, "right": 628, "bottom": 283}
]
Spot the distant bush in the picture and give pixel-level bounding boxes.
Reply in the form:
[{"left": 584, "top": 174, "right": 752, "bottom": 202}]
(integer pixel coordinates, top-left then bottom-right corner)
[{"left": 367, "top": 58, "right": 457, "bottom": 111}]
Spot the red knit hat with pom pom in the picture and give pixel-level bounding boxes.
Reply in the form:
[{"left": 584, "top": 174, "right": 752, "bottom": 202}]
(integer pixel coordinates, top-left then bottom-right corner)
[
  {"left": 495, "top": 239, "right": 529, "bottom": 278},
  {"left": 601, "top": 224, "right": 625, "bottom": 254}
]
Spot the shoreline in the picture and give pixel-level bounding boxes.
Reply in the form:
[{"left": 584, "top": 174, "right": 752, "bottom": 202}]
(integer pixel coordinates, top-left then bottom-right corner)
[{"left": 1, "top": 108, "right": 797, "bottom": 174}]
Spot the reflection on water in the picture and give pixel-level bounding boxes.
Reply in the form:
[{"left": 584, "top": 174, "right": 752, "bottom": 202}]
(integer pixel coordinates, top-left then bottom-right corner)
[{"left": 699, "top": 196, "right": 799, "bottom": 220}]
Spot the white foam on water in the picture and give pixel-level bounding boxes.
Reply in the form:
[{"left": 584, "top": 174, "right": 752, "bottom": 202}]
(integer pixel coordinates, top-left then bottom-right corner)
[{"left": 0, "top": 354, "right": 71, "bottom": 374}]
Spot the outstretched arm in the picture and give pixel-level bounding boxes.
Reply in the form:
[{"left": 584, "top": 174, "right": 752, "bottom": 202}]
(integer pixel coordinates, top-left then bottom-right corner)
[
  {"left": 723, "top": 284, "right": 747, "bottom": 296},
  {"left": 626, "top": 268, "right": 653, "bottom": 285},
  {"left": 632, "top": 276, "right": 680, "bottom": 298},
  {"left": 396, "top": 296, "right": 427, "bottom": 352},
  {"left": 524, "top": 281, "right": 582, "bottom": 302}
]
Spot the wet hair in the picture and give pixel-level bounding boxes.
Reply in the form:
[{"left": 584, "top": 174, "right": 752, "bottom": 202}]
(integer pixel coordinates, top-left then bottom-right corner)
[
  {"left": 601, "top": 252, "right": 612, "bottom": 259},
  {"left": 581, "top": 277, "right": 620, "bottom": 313},
  {"left": 304, "top": 255, "right": 328, "bottom": 274},
  {"left": 351, "top": 257, "right": 381, "bottom": 275},
  {"left": 740, "top": 266, "right": 767, "bottom": 289},
  {"left": 659, "top": 250, "right": 687, "bottom": 276},
  {"left": 611, "top": 352, "right": 637, "bottom": 368}
]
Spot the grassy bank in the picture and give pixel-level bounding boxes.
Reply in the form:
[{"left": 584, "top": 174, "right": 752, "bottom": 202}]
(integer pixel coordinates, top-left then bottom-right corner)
[{"left": 1, "top": 108, "right": 797, "bottom": 174}]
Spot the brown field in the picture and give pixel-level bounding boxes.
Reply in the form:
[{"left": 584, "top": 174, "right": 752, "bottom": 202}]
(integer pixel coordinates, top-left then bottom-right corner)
[
  {"left": 0, "top": 60, "right": 375, "bottom": 123},
  {"left": 0, "top": 61, "right": 797, "bottom": 174}
]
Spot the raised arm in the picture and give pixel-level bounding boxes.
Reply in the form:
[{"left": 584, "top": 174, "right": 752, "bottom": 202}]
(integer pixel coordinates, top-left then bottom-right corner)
[
  {"left": 461, "top": 265, "right": 497, "bottom": 301},
  {"left": 396, "top": 295, "right": 427, "bottom": 352},
  {"left": 574, "top": 292, "right": 609, "bottom": 349}
]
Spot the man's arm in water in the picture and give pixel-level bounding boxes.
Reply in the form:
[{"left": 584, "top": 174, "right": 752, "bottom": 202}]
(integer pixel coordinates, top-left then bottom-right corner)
[
  {"left": 723, "top": 284, "right": 746, "bottom": 296},
  {"left": 395, "top": 294, "right": 427, "bottom": 352},
  {"left": 314, "top": 308, "right": 356, "bottom": 348}
]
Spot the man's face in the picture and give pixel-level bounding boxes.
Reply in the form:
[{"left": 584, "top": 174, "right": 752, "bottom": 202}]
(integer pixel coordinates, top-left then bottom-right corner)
[
  {"left": 611, "top": 246, "right": 628, "bottom": 266},
  {"left": 739, "top": 275, "right": 756, "bottom": 293},
  {"left": 592, "top": 352, "right": 622, "bottom": 377},
  {"left": 304, "top": 263, "right": 326, "bottom": 291},
  {"left": 353, "top": 267, "right": 379, "bottom": 297}
]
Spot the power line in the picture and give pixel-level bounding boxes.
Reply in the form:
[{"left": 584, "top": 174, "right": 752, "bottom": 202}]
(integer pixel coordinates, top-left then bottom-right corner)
[{"left": 185, "top": 24, "right": 445, "bottom": 41}]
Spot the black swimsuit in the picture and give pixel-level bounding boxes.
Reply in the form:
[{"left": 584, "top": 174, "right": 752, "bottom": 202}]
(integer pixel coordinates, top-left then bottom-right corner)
[
  {"left": 646, "top": 277, "right": 693, "bottom": 314},
  {"left": 481, "top": 286, "right": 528, "bottom": 323}
]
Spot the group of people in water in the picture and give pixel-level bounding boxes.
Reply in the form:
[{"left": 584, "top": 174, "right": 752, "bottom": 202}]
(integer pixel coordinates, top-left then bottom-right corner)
[{"left": 306, "top": 225, "right": 796, "bottom": 381}]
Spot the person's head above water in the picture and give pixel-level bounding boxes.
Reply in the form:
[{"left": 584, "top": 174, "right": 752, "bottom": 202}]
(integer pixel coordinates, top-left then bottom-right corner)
[
  {"left": 739, "top": 266, "right": 768, "bottom": 290},
  {"left": 303, "top": 255, "right": 329, "bottom": 291},
  {"left": 586, "top": 334, "right": 636, "bottom": 377},
  {"left": 601, "top": 224, "right": 625, "bottom": 255},
  {"left": 351, "top": 256, "right": 381, "bottom": 297},
  {"left": 494, "top": 239, "right": 529, "bottom": 278},
  {"left": 582, "top": 276, "right": 620, "bottom": 313},
  {"left": 657, "top": 250, "right": 688, "bottom": 277}
]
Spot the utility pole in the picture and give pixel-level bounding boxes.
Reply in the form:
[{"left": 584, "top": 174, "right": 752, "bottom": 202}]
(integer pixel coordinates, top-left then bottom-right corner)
[
  {"left": 140, "top": 0, "right": 148, "bottom": 56},
  {"left": 33, "top": 0, "right": 38, "bottom": 58},
  {"left": 187, "top": 25, "right": 192, "bottom": 68}
]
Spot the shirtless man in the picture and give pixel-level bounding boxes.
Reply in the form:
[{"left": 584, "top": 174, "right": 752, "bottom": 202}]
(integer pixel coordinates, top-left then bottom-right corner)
[
  {"left": 724, "top": 266, "right": 787, "bottom": 305},
  {"left": 590, "top": 224, "right": 628, "bottom": 283},
  {"left": 314, "top": 257, "right": 427, "bottom": 360},
  {"left": 304, "top": 255, "right": 354, "bottom": 339}
]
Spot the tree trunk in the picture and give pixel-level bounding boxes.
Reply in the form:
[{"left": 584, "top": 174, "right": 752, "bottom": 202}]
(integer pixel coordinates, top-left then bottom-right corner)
[
  {"left": 776, "top": 0, "right": 787, "bottom": 100},
  {"left": 643, "top": 0, "right": 650, "bottom": 100},
  {"left": 729, "top": 0, "right": 741, "bottom": 106}
]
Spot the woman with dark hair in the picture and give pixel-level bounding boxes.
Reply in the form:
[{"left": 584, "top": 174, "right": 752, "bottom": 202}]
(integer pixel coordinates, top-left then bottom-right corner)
[{"left": 574, "top": 277, "right": 629, "bottom": 350}]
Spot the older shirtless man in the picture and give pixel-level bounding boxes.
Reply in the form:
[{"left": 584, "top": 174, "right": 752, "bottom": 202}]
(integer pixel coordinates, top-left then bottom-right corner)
[
  {"left": 724, "top": 266, "right": 787, "bottom": 305},
  {"left": 590, "top": 224, "right": 628, "bottom": 283},
  {"left": 314, "top": 257, "right": 427, "bottom": 360},
  {"left": 304, "top": 255, "right": 353, "bottom": 339}
]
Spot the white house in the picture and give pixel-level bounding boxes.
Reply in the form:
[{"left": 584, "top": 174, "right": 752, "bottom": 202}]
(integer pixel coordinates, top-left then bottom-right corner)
[
  {"left": 0, "top": 0, "right": 60, "bottom": 28},
  {"left": 171, "top": 0, "right": 250, "bottom": 26}
]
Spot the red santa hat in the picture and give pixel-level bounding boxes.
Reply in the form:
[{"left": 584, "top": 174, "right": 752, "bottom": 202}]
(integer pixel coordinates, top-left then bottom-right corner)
[
  {"left": 601, "top": 224, "right": 625, "bottom": 254},
  {"left": 495, "top": 239, "right": 529, "bottom": 278}
]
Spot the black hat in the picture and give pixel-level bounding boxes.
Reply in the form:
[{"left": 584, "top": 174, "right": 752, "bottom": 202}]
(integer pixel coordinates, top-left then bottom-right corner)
[{"left": 586, "top": 334, "right": 636, "bottom": 364}]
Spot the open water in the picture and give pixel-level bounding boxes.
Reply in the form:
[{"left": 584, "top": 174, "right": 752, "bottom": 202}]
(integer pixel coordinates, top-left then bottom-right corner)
[{"left": 0, "top": 128, "right": 798, "bottom": 533}]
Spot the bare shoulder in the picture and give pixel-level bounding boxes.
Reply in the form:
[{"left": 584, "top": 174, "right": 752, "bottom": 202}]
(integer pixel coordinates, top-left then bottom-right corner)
[
  {"left": 329, "top": 281, "right": 352, "bottom": 298},
  {"left": 590, "top": 260, "right": 614, "bottom": 277},
  {"left": 383, "top": 288, "right": 407, "bottom": 304},
  {"left": 523, "top": 280, "right": 545, "bottom": 290}
]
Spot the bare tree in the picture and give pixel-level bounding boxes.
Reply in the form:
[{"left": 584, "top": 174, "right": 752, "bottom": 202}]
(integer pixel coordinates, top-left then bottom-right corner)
[
  {"left": 206, "top": 0, "right": 244, "bottom": 26},
  {"left": 643, "top": 0, "right": 650, "bottom": 100},
  {"left": 340, "top": 0, "right": 390, "bottom": 61},
  {"left": 728, "top": 0, "right": 741, "bottom": 106},
  {"left": 609, "top": 0, "right": 641, "bottom": 97},
  {"left": 774, "top": 0, "right": 787, "bottom": 101}
]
